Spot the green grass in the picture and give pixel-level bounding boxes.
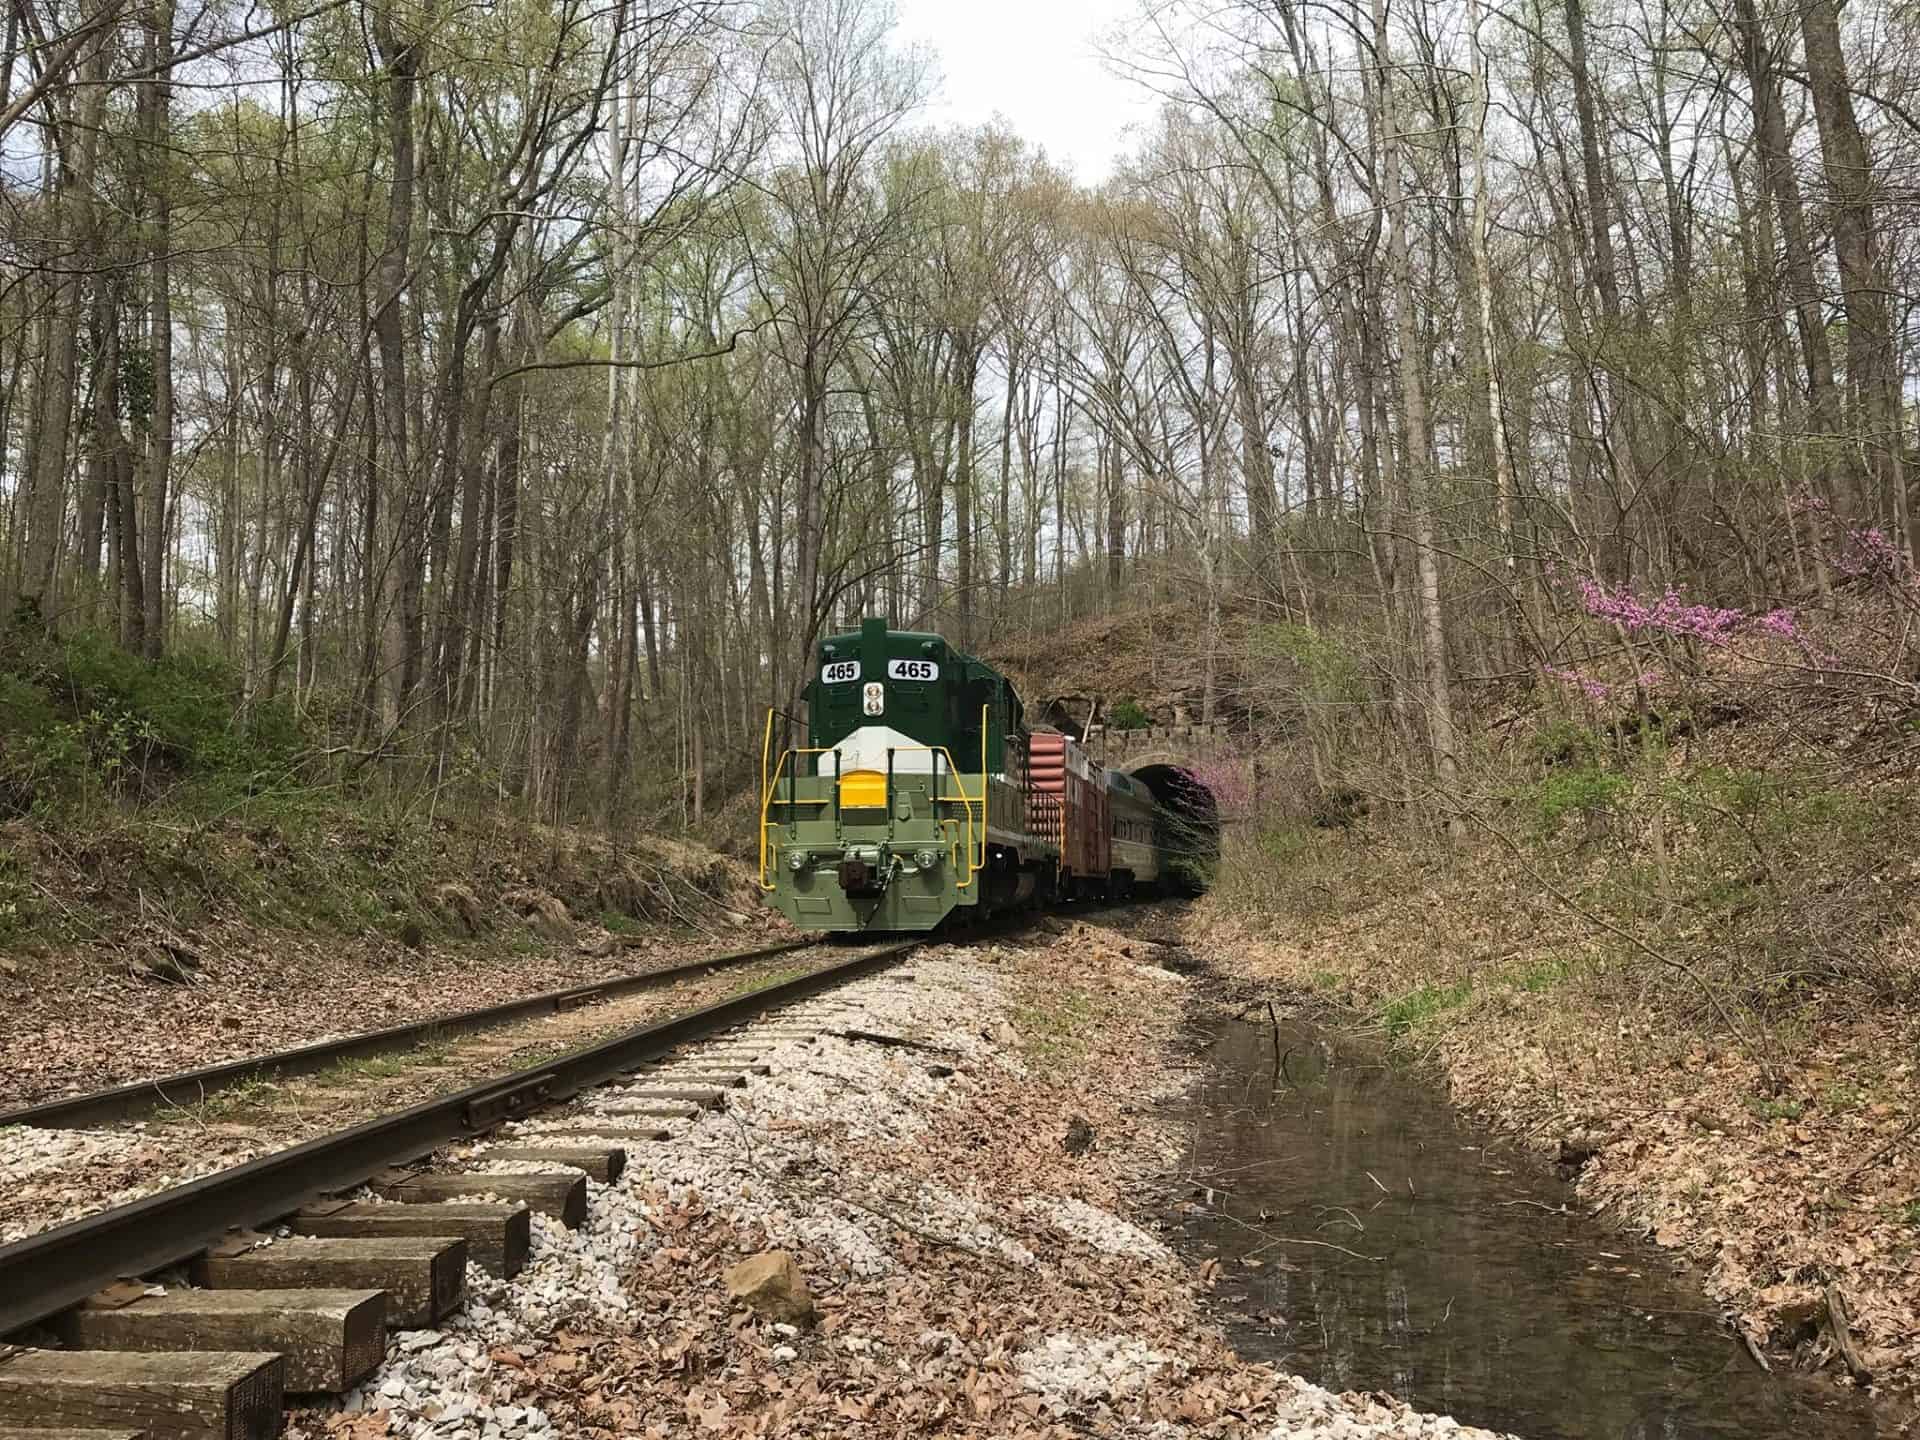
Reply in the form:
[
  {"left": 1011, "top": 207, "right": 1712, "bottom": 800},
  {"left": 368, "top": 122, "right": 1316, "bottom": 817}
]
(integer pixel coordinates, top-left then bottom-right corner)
[
  {"left": 1379, "top": 981, "right": 1472, "bottom": 1038},
  {"left": 727, "top": 964, "right": 809, "bottom": 998},
  {"left": 1012, "top": 987, "right": 1098, "bottom": 1066},
  {"left": 1507, "top": 955, "right": 1576, "bottom": 994},
  {"left": 599, "top": 909, "right": 643, "bottom": 935},
  {"left": 1745, "top": 1094, "right": 1806, "bottom": 1122},
  {"left": 320, "top": 1034, "right": 452, "bottom": 1085},
  {"left": 151, "top": 1074, "right": 283, "bottom": 1125}
]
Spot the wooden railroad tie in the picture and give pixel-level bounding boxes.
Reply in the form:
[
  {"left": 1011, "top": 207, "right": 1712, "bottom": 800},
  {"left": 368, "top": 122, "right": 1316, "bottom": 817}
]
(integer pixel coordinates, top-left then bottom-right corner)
[
  {"left": 0, "top": 1349, "right": 283, "bottom": 1440},
  {"left": 59, "top": 1288, "right": 386, "bottom": 1395},
  {"left": 293, "top": 1200, "right": 530, "bottom": 1279},
  {"left": 644, "top": 1071, "right": 751, "bottom": 1088},
  {"left": 616, "top": 1086, "right": 729, "bottom": 1111},
  {"left": 525, "top": 1122, "right": 671, "bottom": 1143},
  {"left": 369, "top": 1170, "right": 587, "bottom": 1229},
  {"left": 478, "top": 1146, "right": 626, "bottom": 1184},
  {"left": 191, "top": 1235, "right": 466, "bottom": 1329}
]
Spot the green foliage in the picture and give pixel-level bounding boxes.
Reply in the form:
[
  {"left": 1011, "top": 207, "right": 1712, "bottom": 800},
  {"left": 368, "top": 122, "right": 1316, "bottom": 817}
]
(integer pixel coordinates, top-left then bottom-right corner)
[
  {"left": 0, "top": 627, "right": 304, "bottom": 814},
  {"left": 1108, "top": 698, "right": 1150, "bottom": 731},
  {"left": 1745, "top": 1094, "right": 1805, "bottom": 1122},
  {"left": 599, "top": 909, "right": 642, "bottom": 935},
  {"left": 1509, "top": 955, "right": 1576, "bottom": 993},
  {"left": 1379, "top": 980, "right": 1472, "bottom": 1037},
  {"left": 1012, "top": 986, "right": 1097, "bottom": 1065},
  {"left": 1255, "top": 622, "right": 1363, "bottom": 703},
  {"left": 0, "top": 846, "right": 34, "bottom": 943},
  {"left": 1530, "top": 718, "right": 1602, "bottom": 769},
  {"left": 1528, "top": 765, "right": 1631, "bottom": 827}
]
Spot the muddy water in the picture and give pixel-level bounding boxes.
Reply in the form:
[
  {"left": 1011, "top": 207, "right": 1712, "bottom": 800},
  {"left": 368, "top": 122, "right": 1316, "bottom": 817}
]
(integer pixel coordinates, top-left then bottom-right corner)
[{"left": 1171, "top": 1014, "right": 1889, "bottom": 1439}]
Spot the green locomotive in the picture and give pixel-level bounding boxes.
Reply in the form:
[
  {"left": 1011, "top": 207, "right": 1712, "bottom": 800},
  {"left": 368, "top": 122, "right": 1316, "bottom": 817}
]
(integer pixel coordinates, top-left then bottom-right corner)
[{"left": 759, "top": 617, "right": 1187, "bottom": 933}]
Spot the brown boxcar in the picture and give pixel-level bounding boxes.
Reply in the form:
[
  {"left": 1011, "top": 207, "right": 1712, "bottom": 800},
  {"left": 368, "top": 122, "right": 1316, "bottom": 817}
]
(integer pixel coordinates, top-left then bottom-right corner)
[{"left": 1028, "top": 730, "right": 1111, "bottom": 896}]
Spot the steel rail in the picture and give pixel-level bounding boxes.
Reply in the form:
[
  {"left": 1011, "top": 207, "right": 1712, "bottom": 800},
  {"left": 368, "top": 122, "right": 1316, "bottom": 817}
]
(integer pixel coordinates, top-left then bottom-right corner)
[
  {"left": 0, "top": 936, "right": 819, "bottom": 1130},
  {"left": 0, "top": 939, "right": 917, "bottom": 1337}
]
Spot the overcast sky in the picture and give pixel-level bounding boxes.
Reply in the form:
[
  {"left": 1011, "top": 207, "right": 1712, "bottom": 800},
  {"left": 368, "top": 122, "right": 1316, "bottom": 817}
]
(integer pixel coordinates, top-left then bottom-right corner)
[{"left": 892, "top": 0, "right": 1154, "bottom": 183}]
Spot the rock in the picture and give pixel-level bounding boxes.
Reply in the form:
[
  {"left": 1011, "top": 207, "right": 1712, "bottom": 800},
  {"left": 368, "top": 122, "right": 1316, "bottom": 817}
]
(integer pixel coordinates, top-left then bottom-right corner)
[
  {"left": 433, "top": 882, "right": 488, "bottom": 936},
  {"left": 1063, "top": 1116, "right": 1095, "bottom": 1155},
  {"left": 926, "top": 1063, "right": 955, "bottom": 1079},
  {"left": 134, "top": 943, "right": 197, "bottom": 984},
  {"left": 577, "top": 932, "right": 617, "bottom": 959},
  {"left": 1556, "top": 1136, "right": 1600, "bottom": 1173},
  {"left": 993, "top": 1020, "right": 1019, "bottom": 1048},
  {"left": 501, "top": 887, "right": 573, "bottom": 940},
  {"left": 723, "top": 1250, "right": 815, "bottom": 1328}
]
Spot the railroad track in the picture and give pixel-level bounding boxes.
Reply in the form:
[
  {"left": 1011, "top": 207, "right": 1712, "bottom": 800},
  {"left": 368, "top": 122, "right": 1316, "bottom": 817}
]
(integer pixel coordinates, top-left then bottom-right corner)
[
  {"left": 0, "top": 935, "right": 823, "bottom": 1131},
  {"left": 0, "top": 936, "right": 924, "bottom": 1439}
]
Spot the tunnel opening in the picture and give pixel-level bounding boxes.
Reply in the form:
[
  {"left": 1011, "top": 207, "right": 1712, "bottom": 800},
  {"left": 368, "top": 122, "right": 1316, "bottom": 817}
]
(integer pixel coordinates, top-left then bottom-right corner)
[{"left": 1126, "top": 761, "right": 1220, "bottom": 894}]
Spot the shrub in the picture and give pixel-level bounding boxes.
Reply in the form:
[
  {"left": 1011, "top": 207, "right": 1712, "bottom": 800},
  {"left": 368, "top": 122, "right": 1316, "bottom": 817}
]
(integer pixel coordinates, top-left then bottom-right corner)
[
  {"left": 1108, "top": 698, "right": 1150, "bottom": 731},
  {"left": 1529, "top": 765, "right": 1631, "bottom": 827},
  {"left": 0, "top": 627, "right": 307, "bottom": 813}
]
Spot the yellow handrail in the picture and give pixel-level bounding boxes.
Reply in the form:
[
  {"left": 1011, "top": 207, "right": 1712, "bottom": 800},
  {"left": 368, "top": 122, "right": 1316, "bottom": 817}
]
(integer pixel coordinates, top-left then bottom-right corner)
[
  {"left": 759, "top": 741, "right": 835, "bottom": 890},
  {"left": 887, "top": 744, "right": 983, "bottom": 890},
  {"left": 758, "top": 708, "right": 779, "bottom": 890}
]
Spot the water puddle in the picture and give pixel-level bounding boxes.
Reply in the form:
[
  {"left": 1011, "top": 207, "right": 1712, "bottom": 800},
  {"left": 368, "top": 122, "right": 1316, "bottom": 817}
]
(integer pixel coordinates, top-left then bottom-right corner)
[{"left": 1170, "top": 1012, "right": 1891, "bottom": 1438}]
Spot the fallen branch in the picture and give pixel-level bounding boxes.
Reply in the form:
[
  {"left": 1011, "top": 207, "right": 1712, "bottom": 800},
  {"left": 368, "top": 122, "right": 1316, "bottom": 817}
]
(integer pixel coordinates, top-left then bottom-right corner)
[
  {"left": 1839, "top": 1113, "right": 1920, "bottom": 1186},
  {"left": 1824, "top": 1282, "right": 1873, "bottom": 1385},
  {"left": 828, "top": 1029, "right": 960, "bottom": 1058}
]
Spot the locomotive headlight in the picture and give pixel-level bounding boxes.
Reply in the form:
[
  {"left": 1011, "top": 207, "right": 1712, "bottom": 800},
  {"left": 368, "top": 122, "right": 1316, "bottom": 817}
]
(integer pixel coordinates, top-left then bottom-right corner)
[
  {"left": 914, "top": 848, "right": 940, "bottom": 869},
  {"left": 787, "top": 850, "right": 809, "bottom": 873}
]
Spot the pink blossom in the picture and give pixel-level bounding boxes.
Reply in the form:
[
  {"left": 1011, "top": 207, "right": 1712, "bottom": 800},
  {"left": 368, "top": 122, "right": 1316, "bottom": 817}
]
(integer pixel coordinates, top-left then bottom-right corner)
[
  {"left": 1544, "top": 666, "right": 1615, "bottom": 702},
  {"left": 1835, "top": 527, "right": 1909, "bottom": 583},
  {"left": 1576, "top": 577, "right": 1744, "bottom": 646}
]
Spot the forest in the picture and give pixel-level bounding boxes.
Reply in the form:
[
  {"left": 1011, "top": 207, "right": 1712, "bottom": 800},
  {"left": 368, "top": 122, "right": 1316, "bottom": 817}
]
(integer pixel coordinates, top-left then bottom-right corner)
[{"left": 1, "top": 0, "right": 1916, "bottom": 831}]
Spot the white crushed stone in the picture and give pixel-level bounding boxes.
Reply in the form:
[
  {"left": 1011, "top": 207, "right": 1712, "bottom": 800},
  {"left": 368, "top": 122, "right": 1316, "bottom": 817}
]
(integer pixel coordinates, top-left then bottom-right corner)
[
  {"left": 1257, "top": 1374, "right": 1495, "bottom": 1438},
  {"left": 0, "top": 1124, "right": 262, "bottom": 1244},
  {"left": 0, "top": 1124, "right": 128, "bottom": 1183},
  {"left": 332, "top": 1172, "right": 650, "bottom": 1438},
  {"left": 1045, "top": 1195, "right": 1173, "bottom": 1261},
  {"left": 1133, "top": 963, "right": 1189, "bottom": 984},
  {"left": 1017, "top": 1329, "right": 1183, "bottom": 1409}
]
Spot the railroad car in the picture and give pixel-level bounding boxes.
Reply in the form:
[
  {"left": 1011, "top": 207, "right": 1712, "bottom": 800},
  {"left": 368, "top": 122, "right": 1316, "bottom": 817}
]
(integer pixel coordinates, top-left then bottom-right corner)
[{"left": 759, "top": 617, "right": 1190, "bottom": 933}]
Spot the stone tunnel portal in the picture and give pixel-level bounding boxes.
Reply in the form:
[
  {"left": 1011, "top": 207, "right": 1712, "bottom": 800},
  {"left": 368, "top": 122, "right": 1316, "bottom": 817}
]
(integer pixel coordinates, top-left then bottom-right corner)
[{"left": 1122, "top": 755, "right": 1221, "bottom": 892}]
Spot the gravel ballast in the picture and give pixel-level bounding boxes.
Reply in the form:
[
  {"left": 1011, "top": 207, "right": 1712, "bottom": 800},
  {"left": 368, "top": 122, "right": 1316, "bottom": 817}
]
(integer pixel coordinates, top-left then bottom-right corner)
[{"left": 287, "top": 922, "right": 1509, "bottom": 1440}]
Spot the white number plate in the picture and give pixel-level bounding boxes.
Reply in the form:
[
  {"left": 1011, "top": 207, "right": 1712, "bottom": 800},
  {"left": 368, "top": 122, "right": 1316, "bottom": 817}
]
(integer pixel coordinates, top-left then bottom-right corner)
[
  {"left": 886, "top": 659, "right": 940, "bottom": 681},
  {"left": 821, "top": 659, "right": 861, "bottom": 684}
]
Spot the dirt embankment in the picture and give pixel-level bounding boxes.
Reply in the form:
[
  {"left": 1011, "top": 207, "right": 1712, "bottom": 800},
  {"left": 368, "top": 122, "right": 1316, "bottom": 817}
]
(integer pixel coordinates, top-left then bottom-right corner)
[{"left": 0, "top": 811, "right": 787, "bottom": 1106}]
